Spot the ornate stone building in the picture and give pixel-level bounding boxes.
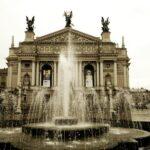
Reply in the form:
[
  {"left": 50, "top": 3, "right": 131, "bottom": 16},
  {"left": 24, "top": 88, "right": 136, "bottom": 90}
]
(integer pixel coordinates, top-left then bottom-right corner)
[{"left": 6, "top": 19, "right": 130, "bottom": 106}]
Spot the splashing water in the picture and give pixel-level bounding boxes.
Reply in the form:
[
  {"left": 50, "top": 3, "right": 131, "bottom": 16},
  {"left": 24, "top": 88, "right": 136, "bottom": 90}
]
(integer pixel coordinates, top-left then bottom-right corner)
[{"left": 28, "top": 32, "right": 104, "bottom": 124}]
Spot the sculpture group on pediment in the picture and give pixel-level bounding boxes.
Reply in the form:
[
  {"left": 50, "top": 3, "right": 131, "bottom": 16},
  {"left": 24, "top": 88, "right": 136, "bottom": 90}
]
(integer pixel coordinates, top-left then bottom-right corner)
[
  {"left": 64, "top": 11, "right": 73, "bottom": 27},
  {"left": 26, "top": 16, "right": 35, "bottom": 32},
  {"left": 101, "top": 17, "right": 110, "bottom": 32}
]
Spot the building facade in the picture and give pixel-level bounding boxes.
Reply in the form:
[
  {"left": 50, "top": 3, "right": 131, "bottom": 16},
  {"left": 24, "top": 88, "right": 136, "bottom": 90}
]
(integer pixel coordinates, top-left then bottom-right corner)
[
  {"left": 7, "top": 23, "right": 129, "bottom": 109},
  {"left": 7, "top": 27, "right": 129, "bottom": 91}
]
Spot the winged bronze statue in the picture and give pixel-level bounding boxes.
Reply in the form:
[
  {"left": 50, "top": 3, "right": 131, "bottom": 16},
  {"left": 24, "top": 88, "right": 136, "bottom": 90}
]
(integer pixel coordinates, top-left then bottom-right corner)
[
  {"left": 101, "top": 17, "right": 110, "bottom": 32},
  {"left": 26, "top": 16, "right": 35, "bottom": 32},
  {"left": 64, "top": 11, "right": 73, "bottom": 27}
]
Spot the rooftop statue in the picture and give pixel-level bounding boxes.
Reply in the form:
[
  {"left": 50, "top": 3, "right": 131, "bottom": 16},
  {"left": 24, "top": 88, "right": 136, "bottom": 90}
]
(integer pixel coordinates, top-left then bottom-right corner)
[
  {"left": 26, "top": 16, "right": 35, "bottom": 32},
  {"left": 101, "top": 17, "right": 110, "bottom": 32},
  {"left": 64, "top": 11, "right": 73, "bottom": 27}
]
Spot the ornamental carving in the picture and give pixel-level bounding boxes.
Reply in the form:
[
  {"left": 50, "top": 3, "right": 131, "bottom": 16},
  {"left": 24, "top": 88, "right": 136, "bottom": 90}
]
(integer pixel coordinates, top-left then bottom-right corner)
[
  {"left": 17, "top": 46, "right": 35, "bottom": 54},
  {"left": 36, "top": 30, "right": 98, "bottom": 44},
  {"left": 75, "top": 45, "right": 98, "bottom": 54}
]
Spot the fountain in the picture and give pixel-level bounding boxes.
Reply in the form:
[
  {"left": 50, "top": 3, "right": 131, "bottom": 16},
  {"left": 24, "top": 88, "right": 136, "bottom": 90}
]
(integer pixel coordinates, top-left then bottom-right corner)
[
  {"left": 22, "top": 32, "right": 110, "bottom": 141},
  {"left": 17, "top": 31, "right": 150, "bottom": 150}
]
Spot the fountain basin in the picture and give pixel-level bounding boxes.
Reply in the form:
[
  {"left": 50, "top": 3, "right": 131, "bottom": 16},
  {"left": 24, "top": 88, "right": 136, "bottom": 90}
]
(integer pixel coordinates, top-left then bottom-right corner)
[
  {"left": 1, "top": 127, "right": 150, "bottom": 149},
  {"left": 22, "top": 123, "right": 110, "bottom": 140},
  {"left": 53, "top": 117, "right": 78, "bottom": 125}
]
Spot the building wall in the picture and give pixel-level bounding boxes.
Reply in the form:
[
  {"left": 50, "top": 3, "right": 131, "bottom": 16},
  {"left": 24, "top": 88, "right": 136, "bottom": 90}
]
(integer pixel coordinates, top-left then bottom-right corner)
[{"left": 0, "top": 68, "right": 7, "bottom": 89}]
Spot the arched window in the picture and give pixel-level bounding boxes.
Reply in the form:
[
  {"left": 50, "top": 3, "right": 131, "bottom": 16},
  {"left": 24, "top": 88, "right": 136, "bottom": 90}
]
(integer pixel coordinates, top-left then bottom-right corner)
[
  {"left": 41, "top": 64, "right": 52, "bottom": 87},
  {"left": 84, "top": 64, "right": 94, "bottom": 87}
]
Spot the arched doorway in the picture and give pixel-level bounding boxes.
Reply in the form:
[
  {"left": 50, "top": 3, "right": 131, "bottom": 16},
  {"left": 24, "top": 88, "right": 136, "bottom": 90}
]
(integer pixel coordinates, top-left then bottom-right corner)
[
  {"left": 84, "top": 64, "right": 94, "bottom": 87},
  {"left": 41, "top": 64, "right": 52, "bottom": 87}
]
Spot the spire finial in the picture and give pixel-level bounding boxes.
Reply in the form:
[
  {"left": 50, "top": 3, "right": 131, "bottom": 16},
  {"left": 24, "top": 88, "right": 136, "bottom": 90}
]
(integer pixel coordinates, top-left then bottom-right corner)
[
  {"left": 11, "top": 36, "right": 14, "bottom": 48},
  {"left": 122, "top": 36, "right": 125, "bottom": 48}
]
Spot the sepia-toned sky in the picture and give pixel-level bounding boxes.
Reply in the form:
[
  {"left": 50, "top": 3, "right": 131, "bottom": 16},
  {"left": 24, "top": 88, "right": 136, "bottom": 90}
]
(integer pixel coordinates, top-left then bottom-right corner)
[{"left": 0, "top": 0, "right": 150, "bottom": 89}]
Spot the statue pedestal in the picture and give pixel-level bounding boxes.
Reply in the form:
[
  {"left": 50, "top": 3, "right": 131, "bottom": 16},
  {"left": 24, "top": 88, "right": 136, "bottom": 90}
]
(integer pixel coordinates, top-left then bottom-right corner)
[
  {"left": 101, "top": 32, "right": 111, "bottom": 42},
  {"left": 25, "top": 31, "right": 35, "bottom": 42}
]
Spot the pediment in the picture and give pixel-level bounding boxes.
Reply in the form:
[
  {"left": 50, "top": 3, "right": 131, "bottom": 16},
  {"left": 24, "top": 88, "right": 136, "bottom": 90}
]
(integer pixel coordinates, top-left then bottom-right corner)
[{"left": 35, "top": 28, "right": 100, "bottom": 44}]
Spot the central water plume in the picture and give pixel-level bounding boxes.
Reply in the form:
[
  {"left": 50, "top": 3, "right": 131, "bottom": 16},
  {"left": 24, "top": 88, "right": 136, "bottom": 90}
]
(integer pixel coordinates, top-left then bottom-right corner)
[{"left": 58, "top": 32, "right": 75, "bottom": 117}]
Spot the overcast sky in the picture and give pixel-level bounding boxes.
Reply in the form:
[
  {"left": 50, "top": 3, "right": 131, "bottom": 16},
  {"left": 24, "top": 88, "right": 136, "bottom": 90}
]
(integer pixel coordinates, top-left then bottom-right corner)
[{"left": 0, "top": 0, "right": 150, "bottom": 89}]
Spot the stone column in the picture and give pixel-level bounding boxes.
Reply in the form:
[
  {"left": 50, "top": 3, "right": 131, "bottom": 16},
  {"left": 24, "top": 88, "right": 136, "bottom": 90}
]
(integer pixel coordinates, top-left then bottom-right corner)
[
  {"left": 54, "top": 61, "right": 57, "bottom": 87},
  {"left": 75, "top": 61, "right": 78, "bottom": 87},
  {"left": 52, "top": 66, "right": 54, "bottom": 87},
  {"left": 36, "top": 61, "right": 39, "bottom": 86},
  {"left": 114, "top": 61, "right": 117, "bottom": 87},
  {"left": 96, "top": 62, "right": 100, "bottom": 87},
  {"left": 17, "top": 61, "right": 21, "bottom": 86},
  {"left": 100, "top": 61, "right": 104, "bottom": 87},
  {"left": 123, "top": 65, "right": 127, "bottom": 88},
  {"left": 39, "top": 69, "right": 42, "bottom": 86},
  {"left": 79, "top": 61, "right": 82, "bottom": 87},
  {"left": 57, "top": 62, "right": 59, "bottom": 87},
  {"left": 32, "top": 61, "right": 36, "bottom": 86},
  {"left": 82, "top": 67, "right": 84, "bottom": 87}
]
